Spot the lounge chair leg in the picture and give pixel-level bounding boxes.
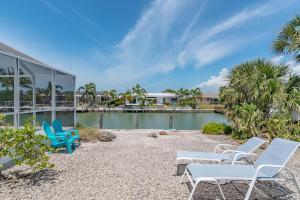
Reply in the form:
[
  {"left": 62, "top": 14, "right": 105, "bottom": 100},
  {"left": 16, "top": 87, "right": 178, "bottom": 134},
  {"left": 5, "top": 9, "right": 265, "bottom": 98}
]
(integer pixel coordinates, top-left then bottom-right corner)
[
  {"left": 188, "top": 180, "right": 200, "bottom": 200},
  {"left": 245, "top": 180, "right": 256, "bottom": 200},
  {"left": 288, "top": 170, "right": 300, "bottom": 198},
  {"left": 215, "top": 181, "right": 226, "bottom": 200},
  {"left": 180, "top": 169, "right": 187, "bottom": 184}
]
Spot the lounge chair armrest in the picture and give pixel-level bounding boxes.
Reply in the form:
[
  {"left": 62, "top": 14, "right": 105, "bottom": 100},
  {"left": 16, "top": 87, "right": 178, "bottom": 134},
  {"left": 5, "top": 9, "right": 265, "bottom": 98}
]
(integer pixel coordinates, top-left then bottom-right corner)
[
  {"left": 252, "top": 164, "right": 283, "bottom": 180},
  {"left": 222, "top": 150, "right": 243, "bottom": 154},
  {"left": 214, "top": 144, "right": 237, "bottom": 152},
  {"left": 231, "top": 153, "right": 258, "bottom": 165}
]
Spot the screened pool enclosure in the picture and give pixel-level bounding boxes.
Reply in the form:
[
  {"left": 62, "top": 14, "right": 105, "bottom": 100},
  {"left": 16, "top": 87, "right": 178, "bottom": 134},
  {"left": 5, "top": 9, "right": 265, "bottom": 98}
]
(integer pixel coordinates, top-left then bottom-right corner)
[{"left": 0, "top": 42, "right": 76, "bottom": 128}]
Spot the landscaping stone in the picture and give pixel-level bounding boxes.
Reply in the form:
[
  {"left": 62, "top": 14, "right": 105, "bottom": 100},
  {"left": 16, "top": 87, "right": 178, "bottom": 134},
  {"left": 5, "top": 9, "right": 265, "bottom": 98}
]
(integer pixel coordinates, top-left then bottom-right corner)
[
  {"left": 159, "top": 130, "right": 168, "bottom": 135},
  {"left": 97, "top": 131, "right": 116, "bottom": 142},
  {"left": 147, "top": 133, "right": 158, "bottom": 138}
]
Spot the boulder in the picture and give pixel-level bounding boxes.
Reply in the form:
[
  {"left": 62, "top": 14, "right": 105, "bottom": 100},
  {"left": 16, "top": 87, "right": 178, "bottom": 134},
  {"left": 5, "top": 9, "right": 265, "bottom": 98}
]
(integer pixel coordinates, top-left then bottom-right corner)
[
  {"left": 159, "top": 131, "right": 168, "bottom": 135},
  {"left": 147, "top": 133, "right": 158, "bottom": 138},
  {"left": 97, "top": 131, "right": 116, "bottom": 142}
]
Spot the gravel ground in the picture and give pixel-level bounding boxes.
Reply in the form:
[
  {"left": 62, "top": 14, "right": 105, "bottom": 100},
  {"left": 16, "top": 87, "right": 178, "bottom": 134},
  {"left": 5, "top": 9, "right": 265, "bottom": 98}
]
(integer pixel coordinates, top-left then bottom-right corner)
[{"left": 0, "top": 130, "right": 299, "bottom": 200}]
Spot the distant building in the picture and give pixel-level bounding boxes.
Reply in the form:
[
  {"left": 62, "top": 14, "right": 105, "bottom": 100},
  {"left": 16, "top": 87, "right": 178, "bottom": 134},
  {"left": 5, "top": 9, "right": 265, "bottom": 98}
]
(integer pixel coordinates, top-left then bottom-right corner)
[
  {"left": 125, "top": 93, "right": 177, "bottom": 106},
  {"left": 199, "top": 93, "right": 220, "bottom": 104}
]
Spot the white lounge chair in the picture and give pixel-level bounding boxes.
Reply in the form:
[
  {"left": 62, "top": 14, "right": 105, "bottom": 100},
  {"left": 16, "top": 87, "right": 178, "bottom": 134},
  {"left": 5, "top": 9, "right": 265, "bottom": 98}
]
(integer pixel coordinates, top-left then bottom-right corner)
[
  {"left": 181, "top": 138, "right": 300, "bottom": 200},
  {"left": 176, "top": 137, "right": 266, "bottom": 168}
]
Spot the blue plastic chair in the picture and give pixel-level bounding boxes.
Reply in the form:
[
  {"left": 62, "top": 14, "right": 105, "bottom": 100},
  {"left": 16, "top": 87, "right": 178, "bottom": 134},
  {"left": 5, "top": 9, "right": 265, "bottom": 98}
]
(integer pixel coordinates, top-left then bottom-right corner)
[
  {"left": 52, "top": 119, "right": 81, "bottom": 146},
  {"left": 42, "top": 121, "right": 75, "bottom": 154}
]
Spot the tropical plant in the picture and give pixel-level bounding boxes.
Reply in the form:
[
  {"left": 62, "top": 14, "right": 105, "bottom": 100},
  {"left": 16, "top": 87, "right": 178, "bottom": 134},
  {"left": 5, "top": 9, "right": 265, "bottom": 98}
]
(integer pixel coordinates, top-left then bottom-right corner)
[
  {"left": 78, "top": 83, "right": 97, "bottom": 107},
  {"left": 220, "top": 59, "right": 300, "bottom": 141},
  {"left": 118, "top": 89, "right": 133, "bottom": 105},
  {"left": 131, "top": 84, "right": 147, "bottom": 108},
  {"left": 101, "top": 89, "right": 118, "bottom": 108},
  {"left": 0, "top": 116, "right": 54, "bottom": 178},
  {"left": 162, "top": 89, "right": 178, "bottom": 94},
  {"left": 190, "top": 87, "right": 203, "bottom": 109},
  {"left": 273, "top": 15, "right": 300, "bottom": 62}
]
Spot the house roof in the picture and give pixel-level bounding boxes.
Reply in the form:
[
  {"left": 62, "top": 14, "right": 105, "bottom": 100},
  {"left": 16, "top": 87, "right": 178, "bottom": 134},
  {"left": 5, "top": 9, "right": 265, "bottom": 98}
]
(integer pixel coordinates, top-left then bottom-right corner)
[
  {"left": 202, "top": 93, "right": 219, "bottom": 99},
  {"left": 146, "top": 93, "right": 177, "bottom": 98}
]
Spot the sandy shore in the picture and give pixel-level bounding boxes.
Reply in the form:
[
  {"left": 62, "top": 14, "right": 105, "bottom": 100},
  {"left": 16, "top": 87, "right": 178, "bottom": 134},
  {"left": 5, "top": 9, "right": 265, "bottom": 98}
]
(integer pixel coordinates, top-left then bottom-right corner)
[{"left": 0, "top": 129, "right": 299, "bottom": 200}]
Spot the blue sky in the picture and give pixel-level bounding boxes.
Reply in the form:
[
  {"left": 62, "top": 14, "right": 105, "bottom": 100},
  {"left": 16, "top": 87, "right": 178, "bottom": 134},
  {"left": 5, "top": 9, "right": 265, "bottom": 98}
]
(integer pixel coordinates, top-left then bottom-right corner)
[{"left": 0, "top": 0, "right": 299, "bottom": 92}]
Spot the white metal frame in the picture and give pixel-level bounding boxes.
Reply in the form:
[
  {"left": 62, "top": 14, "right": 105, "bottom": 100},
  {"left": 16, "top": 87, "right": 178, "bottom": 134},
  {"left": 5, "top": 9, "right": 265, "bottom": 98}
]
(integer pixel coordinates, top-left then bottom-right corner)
[
  {"left": 0, "top": 50, "right": 76, "bottom": 128},
  {"left": 180, "top": 165, "right": 300, "bottom": 200}
]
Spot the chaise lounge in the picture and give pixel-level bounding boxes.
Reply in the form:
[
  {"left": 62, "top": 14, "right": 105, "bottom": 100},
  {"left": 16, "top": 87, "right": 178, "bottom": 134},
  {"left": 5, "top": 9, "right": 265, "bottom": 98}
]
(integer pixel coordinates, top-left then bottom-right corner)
[{"left": 180, "top": 138, "right": 300, "bottom": 200}]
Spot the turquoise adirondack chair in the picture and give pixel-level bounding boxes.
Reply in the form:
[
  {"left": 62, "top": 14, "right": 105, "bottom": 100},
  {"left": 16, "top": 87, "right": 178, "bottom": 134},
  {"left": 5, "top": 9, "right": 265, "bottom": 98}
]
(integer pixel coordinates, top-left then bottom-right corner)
[
  {"left": 52, "top": 119, "right": 81, "bottom": 146},
  {"left": 42, "top": 121, "right": 75, "bottom": 154}
]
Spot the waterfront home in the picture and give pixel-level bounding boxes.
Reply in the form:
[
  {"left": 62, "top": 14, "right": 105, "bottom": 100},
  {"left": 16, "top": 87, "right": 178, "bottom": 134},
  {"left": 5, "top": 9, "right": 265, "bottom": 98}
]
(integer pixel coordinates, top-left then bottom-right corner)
[
  {"left": 198, "top": 93, "right": 220, "bottom": 105},
  {"left": 125, "top": 92, "right": 177, "bottom": 106}
]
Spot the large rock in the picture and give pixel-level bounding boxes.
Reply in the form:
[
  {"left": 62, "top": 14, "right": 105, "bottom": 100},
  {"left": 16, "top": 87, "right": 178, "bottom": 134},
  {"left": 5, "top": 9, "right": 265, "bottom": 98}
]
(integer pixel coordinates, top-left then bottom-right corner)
[
  {"left": 147, "top": 133, "right": 158, "bottom": 138},
  {"left": 159, "top": 131, "right": 168, "bottom": 135},
  {"left": 97, "top": 131, "right": 116, "bottom": 142}
]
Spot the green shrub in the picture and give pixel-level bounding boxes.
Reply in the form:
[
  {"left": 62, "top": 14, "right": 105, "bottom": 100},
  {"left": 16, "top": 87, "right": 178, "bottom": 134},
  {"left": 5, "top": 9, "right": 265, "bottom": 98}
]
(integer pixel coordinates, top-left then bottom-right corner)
[
  {"left": 0, "top": 115, "right": 54, "bottom": 177},
  {"left": 222, "top": 124, "right": 232, "bottom": 135},
  {"left": 202, "top": 122, "right": 232, "bottom": 135}
]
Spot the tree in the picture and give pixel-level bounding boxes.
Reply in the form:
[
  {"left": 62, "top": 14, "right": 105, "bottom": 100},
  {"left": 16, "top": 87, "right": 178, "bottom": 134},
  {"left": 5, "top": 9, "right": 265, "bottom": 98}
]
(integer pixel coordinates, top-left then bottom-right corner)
[
  {"left": 118, "top": 90, "right": 133, "bottom": 105},
  {"left": 78, "top": 83, "right": 96, "bottom": 107},
  {"left": 177, "top": 88, "right": 190, "bottom": 106},
  {"left": 190, "top": 87, "right": 203, "bottom": 109},
  {"left": 273, "top": 15, "right": 300, "bottom": 62},
  {"left": 131, "top": 84, "right": 147, "bottom": 108},
  {"left": 220, "top": 59, "right": 300, "bottom": 140}
]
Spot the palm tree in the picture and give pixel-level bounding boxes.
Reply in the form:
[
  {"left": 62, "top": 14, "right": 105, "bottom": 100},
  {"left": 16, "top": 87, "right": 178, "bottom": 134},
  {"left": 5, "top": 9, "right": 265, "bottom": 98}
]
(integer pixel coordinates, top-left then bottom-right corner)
[
  {"left": 101, "top": 89, "right": 118, "bottom": 108},
  {"left": 177, "top": 88, "right": 190, "bottom": 107},
  {"left": 78, "top": 83, "right": 96, "bottom": 107},
  {"left": 162, "top": 89, "right": 178, "bottom": 94},
  {"left": 273, "top": 15, "right": 300, "bottom": 62},
  {"left": 190, "top": 87, "right": 203, "bottom": 109},
  {"left": 119, "top": 89, "right": 133, "bottom": 105},
  {"left": 219, "top": 59, "right": 300, "bottom": 139},
  {"left": 131, "top": 84, "right": 147, "bottom": 108}
]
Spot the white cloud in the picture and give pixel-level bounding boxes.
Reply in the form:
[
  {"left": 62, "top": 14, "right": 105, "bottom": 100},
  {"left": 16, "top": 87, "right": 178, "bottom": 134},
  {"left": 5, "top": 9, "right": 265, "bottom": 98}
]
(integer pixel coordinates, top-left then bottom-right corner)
[
  {"left": 270, "top": 55, "right": 285, "bottom": 64},
  {"left": 270, "top": 55, "right": 300, "bottom": 75},
  {"left": 101, "top": 0, "right": 292, "bottom": 87},
  {"left": 198, "top": 68, "right": 229, "bottom": 91},
  {"left": 1, "top": 0, "right": 298, "bottom": 91}
]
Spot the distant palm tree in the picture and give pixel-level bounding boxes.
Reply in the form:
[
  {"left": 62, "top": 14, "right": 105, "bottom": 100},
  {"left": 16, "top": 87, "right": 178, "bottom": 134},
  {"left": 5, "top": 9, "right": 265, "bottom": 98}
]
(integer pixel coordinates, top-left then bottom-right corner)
[
  {"left": 177, "top": 88, "right": 190, "bottom": 106},
  {"left": 273, "top": 15, "right": 300, "bottom": 62},
  {"left": 132, "top": 84, "right": 147, "bottom": 108},
  {"left": 190, "top": 87, "right": 203, "bottom": 109},
  {"left": 101, "top": 89, "right": 118, "bottom": 108},
  {"left": 162, "top": 89, "right": 178, "bottom": 94},
  {"left": 78, "top": 83, "right": 96, "bottom": 107},
  {"left": 119, "top": 89, "right": 133, "bottom": 105}
]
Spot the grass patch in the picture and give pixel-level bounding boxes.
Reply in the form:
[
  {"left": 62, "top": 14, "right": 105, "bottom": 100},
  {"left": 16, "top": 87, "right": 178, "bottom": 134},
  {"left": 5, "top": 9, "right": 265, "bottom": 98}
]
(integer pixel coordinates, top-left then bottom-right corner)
[{"left": 76, "top": 124, "right": 99, "bottom": 142}]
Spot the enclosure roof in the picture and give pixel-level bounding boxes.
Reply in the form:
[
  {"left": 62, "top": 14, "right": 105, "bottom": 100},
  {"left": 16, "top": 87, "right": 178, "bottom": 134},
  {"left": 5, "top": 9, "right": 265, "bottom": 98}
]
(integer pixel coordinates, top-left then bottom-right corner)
[{"left": 0, "top": 42, "right": 75, "bottom": 76}]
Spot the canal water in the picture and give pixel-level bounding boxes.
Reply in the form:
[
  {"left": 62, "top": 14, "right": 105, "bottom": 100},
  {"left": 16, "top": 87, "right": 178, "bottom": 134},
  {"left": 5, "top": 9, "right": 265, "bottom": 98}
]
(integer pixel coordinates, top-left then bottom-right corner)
[{"left": 77, "top": 112, "right": 228, "bottom": 130}]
